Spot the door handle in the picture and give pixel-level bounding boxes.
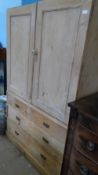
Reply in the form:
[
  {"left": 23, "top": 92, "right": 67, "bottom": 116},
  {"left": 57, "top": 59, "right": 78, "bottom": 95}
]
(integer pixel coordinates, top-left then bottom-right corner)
[{"left": 32, "top": 49, "right": 38, "bottom": 56}]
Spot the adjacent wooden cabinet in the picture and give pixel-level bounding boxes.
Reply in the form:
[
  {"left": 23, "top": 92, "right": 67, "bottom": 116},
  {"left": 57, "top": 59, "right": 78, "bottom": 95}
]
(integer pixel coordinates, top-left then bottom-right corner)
[
  {"left": 7, "top": 0, "right": 98, "bottom": 175},
  {"left": 61, "top": 93, "right": 98, "bottom": 175}
]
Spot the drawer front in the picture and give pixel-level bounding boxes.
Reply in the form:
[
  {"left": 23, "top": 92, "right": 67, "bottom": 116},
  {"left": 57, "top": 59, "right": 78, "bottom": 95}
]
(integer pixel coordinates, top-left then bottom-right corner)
[
  {"left": 7, "top": 120, "right": 62, "bottom": 175},
  {"left": 8, "top": 92, "right": 67, "bottom": 145},
  {"left": 78, "top": 113, "right": 98, "bottom": 136},
  {"left": 70, "top": 148, "right": 98, "bottom": 175},
  {"left": 8, "top": 92, "right": 28, "bottom": 116},
  {"left": 74, "top": 124, "right": 98, "bottom": 163},
  {"left": 8, "top": 105, "right": 64, "bottom": 159},
  {"left": 30, "top": 107, "right": 67, "bottom": 145},
  {"left": 68, "top": 170, "right": 74, "bottom": 175}
]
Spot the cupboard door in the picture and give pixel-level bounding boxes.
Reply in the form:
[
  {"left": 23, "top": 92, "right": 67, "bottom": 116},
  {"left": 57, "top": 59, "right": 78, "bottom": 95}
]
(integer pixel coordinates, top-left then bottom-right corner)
[
  {"left": 7, "top": 5, "right": 36, "bottom": 101},
  {"left": 32, "top": 0, "right": 91, "bottom": 123}
]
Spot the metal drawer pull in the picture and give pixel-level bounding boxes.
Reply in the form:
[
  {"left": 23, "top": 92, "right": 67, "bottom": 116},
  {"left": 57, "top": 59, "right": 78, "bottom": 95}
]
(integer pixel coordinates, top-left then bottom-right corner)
[
  {"left": 42, "top": 137, "right": 49, "bottom": 144},
  {"left": 80, "top": 165, "right": 88, "bottom": 175},
  {"left": 40, "top": 153, "right": 47, "bottom": 161},
  {"left": 16, "top": 116, "right": 21, "bottom": 125},
  {"left": 87, "top": 141, "right": 95, "bottom": 152},
  {"left": 43, "top": 122, "right": 50, "bottom": 128},
  {"left": 16, "top": 116, "right": 20, "bottom": 121},
  {"left": 15, "top": 104, "right": 20, "bottom": 108},
  {"left": 15, "top": 131, "right": 19, "bottom": 136}
]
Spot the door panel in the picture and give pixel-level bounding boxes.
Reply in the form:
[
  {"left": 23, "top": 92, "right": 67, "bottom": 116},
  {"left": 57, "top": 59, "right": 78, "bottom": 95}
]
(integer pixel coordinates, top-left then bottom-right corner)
[
  {"left": 10, "top": 15, "right": 30, "bottom": 97},
  {"left": 32, "top": 1, "right": 81, "bottom": 122},
  {"left": 7, "top": 5, "right": 36, "bottom": 101}
]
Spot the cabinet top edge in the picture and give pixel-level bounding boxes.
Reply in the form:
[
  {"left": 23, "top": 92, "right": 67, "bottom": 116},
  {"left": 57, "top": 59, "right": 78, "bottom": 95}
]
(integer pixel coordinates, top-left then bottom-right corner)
[{"left": 68, "top": 93, "right": 98, "bottom": 121}]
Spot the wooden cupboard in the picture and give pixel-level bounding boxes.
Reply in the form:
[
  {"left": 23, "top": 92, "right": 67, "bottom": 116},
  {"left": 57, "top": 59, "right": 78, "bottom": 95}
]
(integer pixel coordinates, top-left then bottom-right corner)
[{"left": 7, "top": 0, "right": 98, "bottom": 174}]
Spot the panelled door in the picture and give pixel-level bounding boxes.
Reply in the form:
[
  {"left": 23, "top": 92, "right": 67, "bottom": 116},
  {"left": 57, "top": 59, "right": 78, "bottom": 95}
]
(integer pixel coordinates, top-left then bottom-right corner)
[
  {"left": 7, "top": 5, "right": 37, "bottom": 101},
  {"left": 32, "top": 0, "right": 91, "bottom": 123}
]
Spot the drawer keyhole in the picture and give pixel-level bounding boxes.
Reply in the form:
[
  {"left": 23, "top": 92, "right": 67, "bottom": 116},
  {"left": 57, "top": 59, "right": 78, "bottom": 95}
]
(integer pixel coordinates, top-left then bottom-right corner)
[
  {"left": 43, "top": 122, "right": 50, "bottom": 129},
  {"left": 42, "top": 137, "right": 49, "bottom": 144}
]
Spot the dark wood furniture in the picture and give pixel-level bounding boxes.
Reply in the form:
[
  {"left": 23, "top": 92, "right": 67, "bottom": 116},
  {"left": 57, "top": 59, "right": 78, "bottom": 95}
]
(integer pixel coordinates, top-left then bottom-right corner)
[
  {"left": 61, "top": 93, "right": 98, "bottom": 175},
  {"left": 0, "top": 48, "right": 6, "bottom": 95}
]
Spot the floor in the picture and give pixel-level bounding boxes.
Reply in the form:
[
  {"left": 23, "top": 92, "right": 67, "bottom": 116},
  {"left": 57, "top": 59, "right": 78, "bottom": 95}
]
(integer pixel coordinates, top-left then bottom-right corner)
[{"left": 0, "top": 136, "right": 40, "bottom": 175}]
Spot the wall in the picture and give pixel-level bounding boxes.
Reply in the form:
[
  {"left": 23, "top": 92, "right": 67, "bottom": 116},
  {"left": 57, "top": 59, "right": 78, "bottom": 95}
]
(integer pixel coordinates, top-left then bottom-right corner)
[
  {"left": 22, "top": 0, "right": 37, "bottom": 5},
  {"left": 0, "top": 0, "right": 21, "bottom": 47}
]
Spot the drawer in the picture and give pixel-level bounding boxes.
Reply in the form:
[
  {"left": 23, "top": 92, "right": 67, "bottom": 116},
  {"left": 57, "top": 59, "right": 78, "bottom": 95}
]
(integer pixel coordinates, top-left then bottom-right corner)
[
  {"left": 70, "top": 148, "right": 98, "bottom": 175},
  {"left": 8, "top": 92, "right": 28, "bottom": 116},
  {"left": 8, "top": 92, "right": 67, "bottom": 146},
  {"left": 29, "top": 107, "right": 67, "bottom": 145},
  {"left": 78, "top": 113, "right": 98, "bottom": 136},
  {"left": 8, "top": 105, "right": 64, "bottom": 158},
  {"left": 74, "top": 124, "right": 98, "bottom": 164},
  {"left": 7, "top": 120, "right": 62, "bottom": 175},
  {"left": 68, "top": 170, "right": 74, "bottom": 175}
]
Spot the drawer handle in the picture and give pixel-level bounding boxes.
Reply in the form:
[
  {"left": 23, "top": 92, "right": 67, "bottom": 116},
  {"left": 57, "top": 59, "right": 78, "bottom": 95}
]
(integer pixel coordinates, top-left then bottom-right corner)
[
  {"left": 16, "top": 116, "right": 20, "bottom": 121},
  {"left": 15, "top": 131, "right": 19, "bottom": 136},
  {"left": 80, "top": 165, "right": 88, "bottom": 175},
  {"left": 42, "top": 137, "right": 49, "bottom": 144},
  {"left": 15, "top": 104, "right": 20, "bottom": 108},
  {"left": 16, "top": 116, "right": 21, "bottom": 125},
  {"left": 43, "top": 122, "right": 50, "bottom": 128},
  {"left": 87, "top": 141, "right": 96, "bottom": 152},
  {"left": 40, "top": 153, "right": 47, "bottom": 161}
]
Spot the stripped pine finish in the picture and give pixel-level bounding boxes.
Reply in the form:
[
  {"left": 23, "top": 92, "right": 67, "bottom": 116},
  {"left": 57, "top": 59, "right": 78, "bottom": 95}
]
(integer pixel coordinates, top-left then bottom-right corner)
[{"left": 7, "top": 0, "right": 98, "bottom": 174}]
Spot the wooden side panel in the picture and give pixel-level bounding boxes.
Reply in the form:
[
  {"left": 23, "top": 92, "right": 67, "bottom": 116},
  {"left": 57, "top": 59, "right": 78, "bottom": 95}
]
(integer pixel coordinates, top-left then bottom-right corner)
[
  {"left": 77, "top": 0, "right": 98, "bottom": 98},
  {"left": 7, "top": 5, "right": 36, "bottom": 101},
  {"left": 61, "top": 108, "right": 78, "bottom": 175}
]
